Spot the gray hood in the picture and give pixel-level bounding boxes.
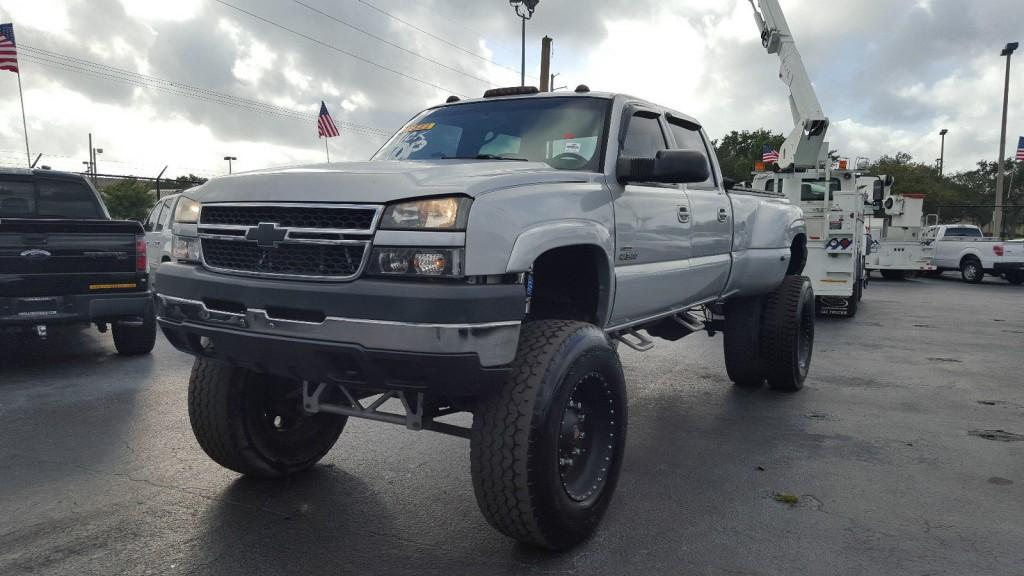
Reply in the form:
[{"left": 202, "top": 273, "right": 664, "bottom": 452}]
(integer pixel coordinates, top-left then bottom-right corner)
[{"left": 188, "top": 160, "right": 598, "bottom": 204}]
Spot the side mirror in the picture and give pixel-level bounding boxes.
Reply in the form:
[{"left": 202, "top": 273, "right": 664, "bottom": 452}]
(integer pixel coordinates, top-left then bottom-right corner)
[{"left": 617, "top": 149, "right": 710, "bottom": 184}]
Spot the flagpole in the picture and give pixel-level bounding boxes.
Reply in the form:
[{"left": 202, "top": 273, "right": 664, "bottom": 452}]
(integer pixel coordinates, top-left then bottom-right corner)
[
  {"left": 324, "top": 138, "right": 330, "bottom": 163},
  {"left": 16, "top": 69, "right": 29, "bottom": 167}
]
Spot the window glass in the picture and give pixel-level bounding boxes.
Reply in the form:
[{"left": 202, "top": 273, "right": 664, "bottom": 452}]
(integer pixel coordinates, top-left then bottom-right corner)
[
  {"left": 946, "top": 227, "right": 982, "bottom": 237},
  {"left": 666, "top": 119, "right": 715, "bottom": 188},
  {"left": 156, "top": 199, "right": 174, "bottom": 231},
  {"left": 0, "top": 180, "right": 36, "bottom": 216},
  {"left": 36, "top": 180, "right": 104, "bottom": 219},
  {"left": 621, "top": 113, "right": 666, "bottom": 158},
  {"left": 765, "top": 179, "right": 775, "bottom": 192},
  {"left": 373, "top": 97, "right": 610, "bottom": 172},
  {"left": 800, "top": 178, "right": 841, "bottom": 202}
]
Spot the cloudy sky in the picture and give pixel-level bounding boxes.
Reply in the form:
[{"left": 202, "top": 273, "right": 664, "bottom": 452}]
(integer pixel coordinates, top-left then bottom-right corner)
[{"left": 0, "top": 0, "right": 1021, "bottom": 178}]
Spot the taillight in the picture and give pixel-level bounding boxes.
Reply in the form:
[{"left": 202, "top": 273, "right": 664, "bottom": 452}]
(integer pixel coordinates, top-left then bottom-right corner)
[
  {"left": 993, "top": 245, "right": 1004, "bottom": 257},
  {"left": 136, "top": 234, "right": 147, "bottom": 272}
]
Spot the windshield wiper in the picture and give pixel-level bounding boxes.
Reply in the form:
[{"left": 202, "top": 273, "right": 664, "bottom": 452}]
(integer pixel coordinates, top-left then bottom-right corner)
[{"left": 441, "top": 154, "right": 529, "bottom": 162}]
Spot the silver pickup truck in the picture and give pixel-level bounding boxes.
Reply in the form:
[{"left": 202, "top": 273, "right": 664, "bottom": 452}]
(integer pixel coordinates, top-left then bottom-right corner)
[{"left": 156, "top": 87, "right": 812, "bottom": 550}]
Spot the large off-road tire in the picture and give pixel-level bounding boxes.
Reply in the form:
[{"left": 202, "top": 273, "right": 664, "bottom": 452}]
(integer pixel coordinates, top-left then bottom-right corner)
[
  {"left": 112, "top": 309, "right": 157, "bottom": 356},
  {"left": 723, "top": 296, "right": 765, "bottom": 388},
  {"left": 880, "top": 270, "right": 904, "bottom": 280},
  {"left": 1006, "top": 270, "right": 1024, "bottom": 285},
  {"left": 960, "top": 258, "right": 984, "bottom": 283},
  {"left": 188, "top": 359, "right": 347, "bottom": 478},
  {"left": 760, "top": 276, "right": 815, "bottom": 391},
  {"left": 471, "top": 320, "right": 627, "bottom": 550}
]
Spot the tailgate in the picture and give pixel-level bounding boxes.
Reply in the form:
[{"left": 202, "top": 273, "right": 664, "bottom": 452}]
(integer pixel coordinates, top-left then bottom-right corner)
[
  {"left": 0, "top": 218, "right": 145, "bottom": 297},
  {"left": 1002, "top": 241, "right": 1024, "bottom": 259}
]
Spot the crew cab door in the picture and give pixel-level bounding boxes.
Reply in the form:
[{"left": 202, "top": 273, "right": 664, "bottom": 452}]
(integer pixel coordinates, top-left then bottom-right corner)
[
  {"left": 665, "top": 115, "right": 731, "bottom": 302},
  {"left": 608, "top": 107, "right": 693, "bottom": 327}
]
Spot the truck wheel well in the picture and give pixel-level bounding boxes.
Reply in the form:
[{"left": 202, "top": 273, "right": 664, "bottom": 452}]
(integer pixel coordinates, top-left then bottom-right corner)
[
  {"left": 787, "top": 235, "right": 807, "bottom": 275},
  {"left": 529, "top": 245, "right": 608, "bottom": 325},
  {"left": 959, "top": 254, "right": 980, "bottom": 267}
]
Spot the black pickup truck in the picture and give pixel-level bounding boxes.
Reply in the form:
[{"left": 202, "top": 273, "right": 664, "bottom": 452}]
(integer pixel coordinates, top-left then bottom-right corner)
[{"left": 0, "top": 168, "right": 155, "bottom": 355}]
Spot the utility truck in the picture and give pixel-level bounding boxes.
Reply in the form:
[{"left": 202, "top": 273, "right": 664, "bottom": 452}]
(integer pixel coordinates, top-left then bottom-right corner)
[
  {"left": 746, "top": 0, "right": 867, "bottom": 317},
  {"left": 863, "top": 178, "right": 937, "bottom": 279},
  {"left": 155, "top": 86, "right": 813, "bottom": 550}
]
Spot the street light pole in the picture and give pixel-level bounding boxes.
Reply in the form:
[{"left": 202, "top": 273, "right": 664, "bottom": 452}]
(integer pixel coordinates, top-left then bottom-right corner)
[
  {"left": 939, "top": 129, "right": 948, "bottom": 177},
  {"left": 224, "top": 156, "right": 237, "bottom": 175},
  {"left": 509, "top": 0, "right": 539, "bottom": 87},
  {"left": 994, "top": 42, "right": 1018, "bottom": 238}
]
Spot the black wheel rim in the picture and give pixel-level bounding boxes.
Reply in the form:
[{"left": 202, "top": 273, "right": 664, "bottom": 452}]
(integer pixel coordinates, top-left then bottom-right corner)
[
  {"left": 797, "top": 294, "right": 814, "bottom": 371},
  {"left": 258, "top": 379, "right": 314, "bottom": 435},
  {"left": 558, "top": 372, "right": 618, "bottom": 503}
]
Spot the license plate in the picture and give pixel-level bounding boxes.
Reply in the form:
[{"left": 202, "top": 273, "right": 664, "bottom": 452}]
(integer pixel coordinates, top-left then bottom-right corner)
[{"left": 16, "top": 297, "right": 61, "bottom": 316}]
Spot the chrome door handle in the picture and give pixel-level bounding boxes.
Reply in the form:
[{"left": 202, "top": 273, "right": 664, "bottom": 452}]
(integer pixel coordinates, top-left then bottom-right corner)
[
  {"left": 677, "top": 206, "right": 690, "bottom": 223},
  {"left": 718, "top": 208, "right": 729, "bottom": 222}
]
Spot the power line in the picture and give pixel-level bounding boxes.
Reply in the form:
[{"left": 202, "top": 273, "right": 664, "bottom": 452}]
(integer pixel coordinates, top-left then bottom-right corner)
[
  {"left": 291, "top": 0, "right": 495, "bottom": 87},
  {"left": 210, "top": 0, "right": 469, "bottom": 97},
  {"left": 21, "top": 45, "right": 392, "bottom": 137},
  {"left": 356, "top": 0, "right": 537, "bottom": 82},
  {"left": 19, "top": 48, "right": 392, "bottom": 139}
]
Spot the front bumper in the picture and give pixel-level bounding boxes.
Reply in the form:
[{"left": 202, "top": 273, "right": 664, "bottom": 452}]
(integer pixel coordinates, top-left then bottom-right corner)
[
  {"left": 154, "top": 263, "right": 526, "bottom": 396},
  {"left": 0, "top": 292, "right": 152, "bottom": 326}
]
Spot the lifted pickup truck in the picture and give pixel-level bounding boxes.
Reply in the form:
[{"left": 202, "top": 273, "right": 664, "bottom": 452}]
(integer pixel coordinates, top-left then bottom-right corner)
[
  {"left": 924, "top": 224, "right": 1024, "bottom": 284},
  {"left": 0, "top": 168, "right": 156, "bottom": 354},
  {"left": 156, "top": 88, "right": 813, "bottom": 549}
]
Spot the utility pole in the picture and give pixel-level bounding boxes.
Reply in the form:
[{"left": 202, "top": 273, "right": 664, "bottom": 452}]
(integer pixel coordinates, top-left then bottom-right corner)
[
  {"left": 994, "top": 42, "right": 1018, "bottom": 238},
  {"left": 88, "top": 133, "right": 94, "bottom": 183},
  {"left": 539, "top": 36, "right": 552, "bottom": 91},
  {"left": 224, "top": 156, "right": 237, "bottom": 174},
  {"left": 939, "top": 128, "right": 948, "bottom": 177}
]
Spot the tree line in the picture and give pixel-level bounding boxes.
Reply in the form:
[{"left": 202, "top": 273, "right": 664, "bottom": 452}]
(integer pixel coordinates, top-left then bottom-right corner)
[{"left": 713, "top": 129, "right": 1024, "bottom": 232}]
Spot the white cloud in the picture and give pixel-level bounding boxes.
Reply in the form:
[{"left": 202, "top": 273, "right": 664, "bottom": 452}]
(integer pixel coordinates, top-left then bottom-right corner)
[{"left": 118, "top": 0, "right": 202, "bottom": 22}]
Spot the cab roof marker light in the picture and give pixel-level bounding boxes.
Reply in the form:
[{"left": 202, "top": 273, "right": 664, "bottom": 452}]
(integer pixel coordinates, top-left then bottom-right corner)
[{"left": 483, "top": 86, "right": 540, "bottom": 98}]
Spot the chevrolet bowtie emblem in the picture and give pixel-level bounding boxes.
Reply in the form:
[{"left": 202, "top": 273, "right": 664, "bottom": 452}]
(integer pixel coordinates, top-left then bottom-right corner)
[{"left": 245, "top": 222, "right": 289, "bottom": 248}]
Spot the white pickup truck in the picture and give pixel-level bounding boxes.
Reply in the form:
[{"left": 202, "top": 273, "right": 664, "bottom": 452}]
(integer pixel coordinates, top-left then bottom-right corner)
[{"left": 924, "top": 224, "right": 1024, "bottom": 284}]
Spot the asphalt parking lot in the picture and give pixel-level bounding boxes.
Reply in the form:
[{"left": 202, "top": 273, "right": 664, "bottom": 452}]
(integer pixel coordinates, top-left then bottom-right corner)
[{"left": 1, "top": 273, "right": 1022, "bottom": 575}]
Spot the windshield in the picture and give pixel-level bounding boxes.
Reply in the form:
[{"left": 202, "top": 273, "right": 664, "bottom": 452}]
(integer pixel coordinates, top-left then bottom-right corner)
[
  {"left": 372, "top": 97, "right": 611, "bottom": 171},
  {"left": 0, "top": 178, "right": 105, "bottom": 219}
]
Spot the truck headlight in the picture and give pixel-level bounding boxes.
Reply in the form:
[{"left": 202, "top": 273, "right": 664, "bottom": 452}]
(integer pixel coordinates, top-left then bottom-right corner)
[
  {"left": 174, "top": 197, "right": 201, "bottom": 223},
  {"left": 172, "top": 235, "right": 201, "bottom": 263},
  {"left": 369, "top": 247, "right": 463, "bottom": 278},
  {"left": 380, "top": 197, "right": 470, "bottom": 230}
]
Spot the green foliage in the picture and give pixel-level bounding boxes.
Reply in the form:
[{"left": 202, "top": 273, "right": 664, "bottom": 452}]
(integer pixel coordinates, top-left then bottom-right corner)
[
  {"left": 865, "top": 153, "right": 1024, "bottom": 232},
  {"left": 101, "top": 178, "right": 154, "bottom": 222},
  {"left": 712, "top": 129, "right": 785, "bottom": 182},
  {"left": 174, "top": 174, "right": 208, "bottom": 187}
]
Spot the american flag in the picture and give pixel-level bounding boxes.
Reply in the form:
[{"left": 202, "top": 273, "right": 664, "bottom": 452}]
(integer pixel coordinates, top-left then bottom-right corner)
[
  {"left": 0, "top": 23, "right": 17, "bottom": 74},
  {"left": 318, "top": 101, "right": 340, "bottom": 138},
  {"left": 1016, "top": 136, "right": 1024, "bottom": 162},
  {"left": 762, "top": 144, "right": 780, "bottom": 164}
]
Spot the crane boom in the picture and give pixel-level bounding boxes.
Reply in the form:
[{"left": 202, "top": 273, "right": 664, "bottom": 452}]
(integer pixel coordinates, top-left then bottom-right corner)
[{"left": 750, "top": 0, "right": 829, "bottom": 170}]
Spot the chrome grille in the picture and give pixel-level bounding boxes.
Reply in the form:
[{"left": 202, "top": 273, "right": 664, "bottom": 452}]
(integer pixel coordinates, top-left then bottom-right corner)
[
  {"left": 197, "top": 203, "right": 381, "bottom": 281},
  {"left": 202, "top": 239, "right": 366, "bottom": 277},
  {"left": 200, "top": 204, "right": 376, "bottom": 231}
]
